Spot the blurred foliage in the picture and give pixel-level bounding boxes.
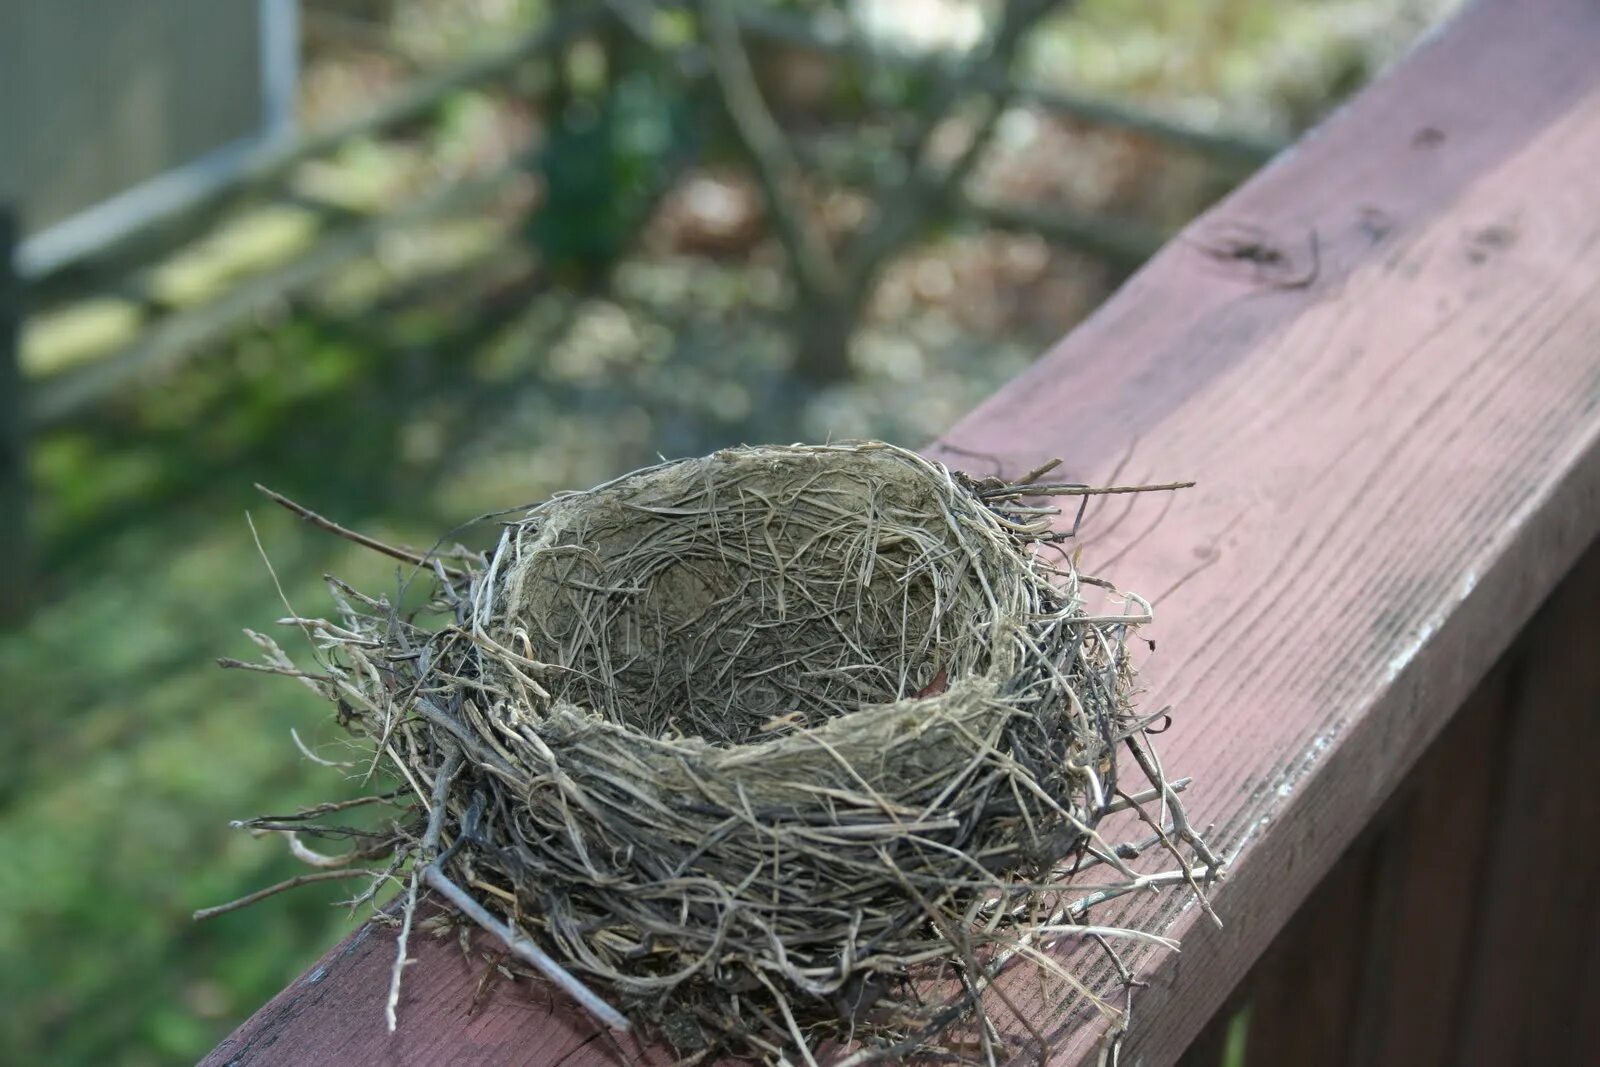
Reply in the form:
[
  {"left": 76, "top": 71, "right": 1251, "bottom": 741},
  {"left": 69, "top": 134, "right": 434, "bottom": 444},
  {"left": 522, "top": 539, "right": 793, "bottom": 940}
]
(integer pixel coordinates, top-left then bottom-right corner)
[
  {"left": 1021, "top": 0, "right": 1458, "bottom": 132},
  {"left": 529, "top": 63, "right": 696, "bottom": 287},
  {"left": 1, "top": 0, "right": 1458, "bottom": 1063}
]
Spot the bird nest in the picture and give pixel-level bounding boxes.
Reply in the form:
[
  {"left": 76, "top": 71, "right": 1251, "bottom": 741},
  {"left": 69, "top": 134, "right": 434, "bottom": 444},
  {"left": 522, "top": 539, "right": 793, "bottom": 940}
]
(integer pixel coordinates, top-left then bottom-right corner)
[{"left": 217, "top": 442, "right": 1220, "bottom": 1063}]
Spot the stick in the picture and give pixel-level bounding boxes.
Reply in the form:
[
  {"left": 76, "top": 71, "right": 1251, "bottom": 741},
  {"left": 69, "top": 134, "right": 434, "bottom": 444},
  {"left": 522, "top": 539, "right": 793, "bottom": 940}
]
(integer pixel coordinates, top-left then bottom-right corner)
[
  {"left": 193, "top": 868, "right": 392, "bottom": 921},
  {"left": 980, "top": 480, "right": 1196, "bottom": 499},
  {"left": 697, "top": 0, "right": 842, "bottom": 304},
  {"left": 1099, "top": 777, "right": 1192, "bottom": 815},
  {"left": 422, "top": 864, "right": 631, "bottom": 1032},
  {"left": 255, "top": 483, "right": 465, "bottom": 579}
]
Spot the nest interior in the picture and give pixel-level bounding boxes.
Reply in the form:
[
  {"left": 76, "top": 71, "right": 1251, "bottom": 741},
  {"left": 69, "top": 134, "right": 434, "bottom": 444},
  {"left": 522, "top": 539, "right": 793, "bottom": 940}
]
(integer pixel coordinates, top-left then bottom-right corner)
[
  {"left": 235, "top": 442, "right": 1217, "bottom": 1063},
  {"left": 496, "top": 447, "right": 1016, "bottom": 742}
]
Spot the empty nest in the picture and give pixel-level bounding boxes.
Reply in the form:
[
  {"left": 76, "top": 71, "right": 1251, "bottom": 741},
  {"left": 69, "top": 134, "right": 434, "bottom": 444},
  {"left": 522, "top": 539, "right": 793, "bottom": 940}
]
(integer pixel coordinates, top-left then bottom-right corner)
[{"left": 218, "top": 441, "right": 1221, "bottom": 1064}]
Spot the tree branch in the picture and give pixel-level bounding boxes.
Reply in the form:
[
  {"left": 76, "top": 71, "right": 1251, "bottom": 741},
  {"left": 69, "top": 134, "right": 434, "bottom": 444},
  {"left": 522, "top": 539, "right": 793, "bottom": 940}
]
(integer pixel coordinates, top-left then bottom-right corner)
[
  {"left": 696, "top": 0, "right": 843, "bottom": 304},
  {"left": 842, "top": 0, "right": 1075, "bottom": 291},
  {"left": 731, "top": 6, "right": 1281, "bottom": 167}
]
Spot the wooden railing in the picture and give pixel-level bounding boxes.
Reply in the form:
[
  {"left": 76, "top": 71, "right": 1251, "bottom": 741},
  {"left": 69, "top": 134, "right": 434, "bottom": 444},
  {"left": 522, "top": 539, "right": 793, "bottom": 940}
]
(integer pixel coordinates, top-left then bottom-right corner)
[{"left": 202, "top": 0, "right": 1600, "bottom": 1063}]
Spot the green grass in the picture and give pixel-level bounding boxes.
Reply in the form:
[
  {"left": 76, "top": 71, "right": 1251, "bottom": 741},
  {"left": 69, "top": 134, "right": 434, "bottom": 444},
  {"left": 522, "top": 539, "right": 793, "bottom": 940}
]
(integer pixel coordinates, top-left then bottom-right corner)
[
  {"left": 0, "top": 256, "right": 552, "bottom": 1062},
  {"left": 0, "top": 504, "right": 389, "bottom": 1065}
]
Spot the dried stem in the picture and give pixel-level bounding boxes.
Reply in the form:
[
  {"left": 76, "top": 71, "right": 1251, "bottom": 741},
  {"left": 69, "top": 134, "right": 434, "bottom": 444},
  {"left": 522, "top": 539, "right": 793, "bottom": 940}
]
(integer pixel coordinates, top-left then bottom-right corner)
[
  {"left": 422, "top": 865, "right": 630, "bottom": 1032},
  {"left": 194, "top": 868, "right": 393, "bottom": 921},
  {"left": 254, "top": 482, "right": 464, "bottom": 580},
  {"left": 386, "top": 750, "right": 463, "bottom": 1031},
  {"left": 979, "top": 480, "right": 1197, "bottom": 500}
]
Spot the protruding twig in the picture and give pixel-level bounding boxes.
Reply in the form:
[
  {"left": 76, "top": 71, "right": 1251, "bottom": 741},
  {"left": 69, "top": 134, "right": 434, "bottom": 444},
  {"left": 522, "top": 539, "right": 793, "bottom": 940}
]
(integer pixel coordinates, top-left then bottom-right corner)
[
  {"left": 254, "top": 483, "right": 465, "bottom": 580},
  {"left": 1099, "top": 776, "right": 1192, "bottom": 815},
  {"left": 697, "top": 0, "right": 842, "bottom": 305},
  {"left": 839, "top": 0, "right": 1073, "bottom": 291},
  {"left": 387, "top": 750, "right": 463, "bottom": 1031},
  {"left": 216, "top": 657, "right": 336, "bottom": 684},
  {"left": 423, "top": 864, "right": 631, "bottom": 1032},
  {"left": 194, "top": 868, "right": 392, "bottom": 921},
  {"left": 980, "top": 479, "right": 1197, "bottom": 500}
]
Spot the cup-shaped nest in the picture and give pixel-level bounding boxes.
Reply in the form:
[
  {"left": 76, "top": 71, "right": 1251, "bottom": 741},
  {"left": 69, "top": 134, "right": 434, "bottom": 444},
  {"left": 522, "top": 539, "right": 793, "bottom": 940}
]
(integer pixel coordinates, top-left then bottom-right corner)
[{"left": 240, "top": 442, "right": 1205, "bottom": 1062}]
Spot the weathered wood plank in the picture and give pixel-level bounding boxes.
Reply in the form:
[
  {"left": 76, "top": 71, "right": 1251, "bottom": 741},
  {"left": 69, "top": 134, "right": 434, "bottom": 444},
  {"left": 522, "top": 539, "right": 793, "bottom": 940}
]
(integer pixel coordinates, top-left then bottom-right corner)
[
  {"left": 204, "top": 0, "right": 1600, "bottom": 1062},
  {"left": 1216, "top": 649, "right": 1515, "bottom": 1066},
  {"left": 943, "top": 0, "right": 1600, "bottom": 1058},
  {"left": 1175, "top": 546, "right": 1591, "bottom": 1067},
  {"left": 201, "top": 918, "right": 664, "bottom": 1067}
]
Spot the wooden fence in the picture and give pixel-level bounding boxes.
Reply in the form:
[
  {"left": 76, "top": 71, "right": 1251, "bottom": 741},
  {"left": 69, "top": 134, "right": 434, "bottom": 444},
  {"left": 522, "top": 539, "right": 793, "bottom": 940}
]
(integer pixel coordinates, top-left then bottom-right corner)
[{"left": 200, "top": 0, "right": 1600, "bottom": 1062}]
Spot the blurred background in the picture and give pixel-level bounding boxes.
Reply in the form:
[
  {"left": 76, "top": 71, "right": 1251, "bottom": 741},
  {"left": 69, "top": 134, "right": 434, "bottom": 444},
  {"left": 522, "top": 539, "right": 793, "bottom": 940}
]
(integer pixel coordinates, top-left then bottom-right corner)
[{"left": 0, "top": 1, "right": 1458, "bottom": 1062}]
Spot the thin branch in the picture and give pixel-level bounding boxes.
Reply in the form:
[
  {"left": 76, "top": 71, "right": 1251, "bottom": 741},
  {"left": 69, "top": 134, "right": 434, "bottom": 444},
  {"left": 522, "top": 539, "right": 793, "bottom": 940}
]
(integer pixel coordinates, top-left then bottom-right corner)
[
  {"left": 841, "top": 0, "right": 1074, "bottom": 291},
  {"left": 388, "top": 750, "right": 463, "bottom": 1031},
  {"left": 255, "top": 483, "right": 465, "bottom": 579},
  {"left": 697, "top": 0, "right": 842, "bottom": 303},
  {"left": 979, "top": 480, "right": 1197, "bottom": 500},
  {"left": 732, "top": 7, "right": 1281, "bottom": 166},
  {"left": 1099, "top": 776, "right": 1192, "bottom": 815},
  {"left": 216, "top": 657, "right": 337, "bottom": 684},
  {"left": 423, "top": 864, "right": 632, "bottom": 1032},
  {"left": 232, "top": 790, "right": 405, "bottom": 826},
  {"left": 193, "top": 868, "right": 392, "bottom": 921}
]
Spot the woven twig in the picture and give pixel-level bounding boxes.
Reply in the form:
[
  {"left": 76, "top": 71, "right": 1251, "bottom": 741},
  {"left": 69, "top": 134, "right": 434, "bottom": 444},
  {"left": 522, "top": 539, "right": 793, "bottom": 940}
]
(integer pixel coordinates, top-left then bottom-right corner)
[{"left": 212, "top": 441, "right": 1218, "bottom": 1063}]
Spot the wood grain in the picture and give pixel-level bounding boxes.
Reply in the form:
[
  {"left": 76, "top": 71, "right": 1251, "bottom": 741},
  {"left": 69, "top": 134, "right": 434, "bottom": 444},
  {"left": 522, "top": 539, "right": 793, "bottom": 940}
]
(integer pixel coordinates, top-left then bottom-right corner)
[
  {"left": 1215, "top": 654, "right": 1512, "bottom": 1066},
  {"left": 203, "top": 0, "right": 1600, "bottom": 1062},
  {"left": 202, "top": 915, "right": 672, "bottom": 1067},
  {"left": 1227, "top": 544, "right": 1600, "bottom": 1067},
  {"left": 946, "top": 0, "right": 1600, "bottom": 1058}
]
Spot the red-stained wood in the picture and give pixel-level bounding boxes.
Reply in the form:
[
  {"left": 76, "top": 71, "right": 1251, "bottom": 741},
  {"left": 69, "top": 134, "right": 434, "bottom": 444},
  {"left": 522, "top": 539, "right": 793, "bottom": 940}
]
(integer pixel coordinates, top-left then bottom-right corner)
[
  {"left": 1216, "top": 545, "right": 1598, "bottom": 1067},
  {"left": 1348, "top": 660, "right": 1514, "bottom": 1066},
  {"left": 1450, "top": 548, "right": 1600, "bottom": 1067},
  {"left": 1208, "top": 649, "right": 1512, "bottom": 1067},
  {"left": 202, "top": 914, "right": 672, "bottom": 1067},
  {"left": 1231, "top": 824, "right": 1383, "bottom": 1067},
  {"left": 204, "top": 0, "right": 1600, "bottom": 1062},
  {"left": 938, "top": 0, "right": 1600, "bottom": 1057}
]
